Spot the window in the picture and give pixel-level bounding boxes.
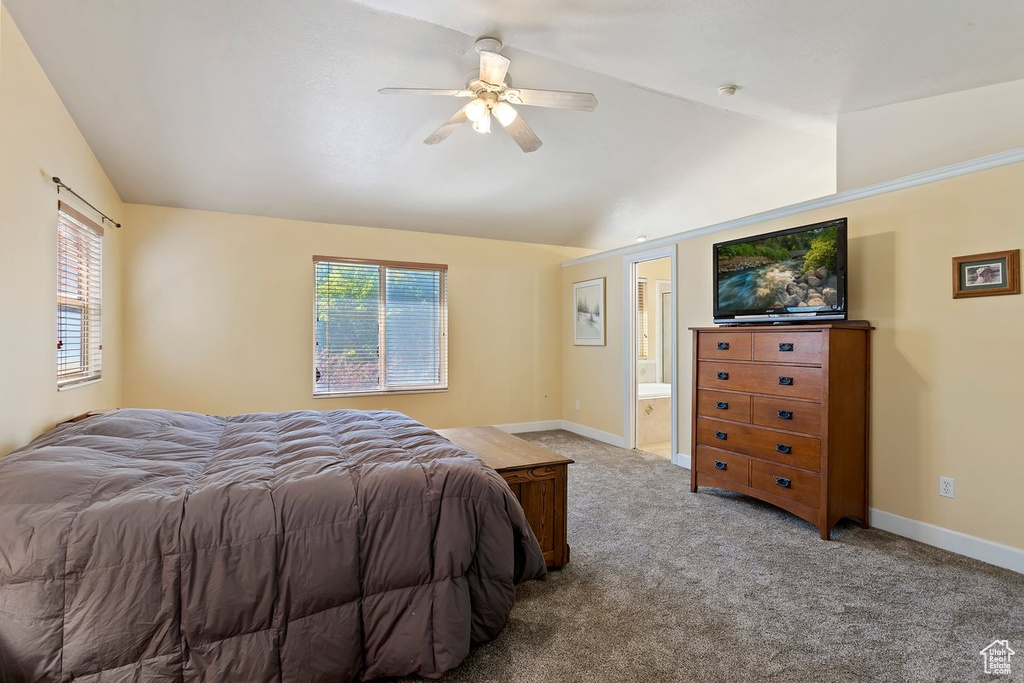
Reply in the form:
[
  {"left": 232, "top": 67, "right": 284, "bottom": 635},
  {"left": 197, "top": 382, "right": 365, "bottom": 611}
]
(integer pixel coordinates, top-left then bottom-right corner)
[
  {"left": 57, "top": 202, "right": 103, "bottom": 388},
  {"left": 313, "top": 257, "right": 448, "bottom": 396},
  {"left": 637, "top": 278, "right": 649, "bottom": 360}
]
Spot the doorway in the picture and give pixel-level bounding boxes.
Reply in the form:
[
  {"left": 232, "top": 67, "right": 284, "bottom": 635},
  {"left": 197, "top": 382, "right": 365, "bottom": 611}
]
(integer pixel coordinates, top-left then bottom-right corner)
[{"left": 623, "top": 246, "right": 678, "bottom": 463}]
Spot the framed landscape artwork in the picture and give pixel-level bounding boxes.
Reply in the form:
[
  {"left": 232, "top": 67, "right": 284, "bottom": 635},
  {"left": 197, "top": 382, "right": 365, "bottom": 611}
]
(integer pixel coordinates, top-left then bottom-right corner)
[
  {"left": 573, "top": 277, "right": 606, "bottom": 346},
  {"left": 952, "top": 249, "right": 1020, "bottom": 299}
]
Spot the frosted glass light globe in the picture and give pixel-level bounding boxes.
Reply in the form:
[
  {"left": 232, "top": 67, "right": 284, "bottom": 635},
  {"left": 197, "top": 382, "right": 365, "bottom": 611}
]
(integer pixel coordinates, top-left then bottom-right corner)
[
  {"left": 472, "top": 110, "right": 492, "bottom": 134},
  {"left": 465, "top": 98, "right": 487, "bottom": 122},
  {"left": 492, "top": 101, "right": 518, "bottom": 126}
]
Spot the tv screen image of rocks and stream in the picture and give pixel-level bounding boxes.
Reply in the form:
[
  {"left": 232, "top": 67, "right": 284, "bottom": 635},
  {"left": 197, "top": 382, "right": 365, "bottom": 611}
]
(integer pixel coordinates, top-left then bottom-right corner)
[{"left": 714, "top": 218, "right": 847, "bottom": 321}]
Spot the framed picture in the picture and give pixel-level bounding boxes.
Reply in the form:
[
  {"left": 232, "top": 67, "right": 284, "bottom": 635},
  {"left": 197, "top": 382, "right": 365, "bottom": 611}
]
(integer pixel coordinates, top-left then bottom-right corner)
[
  {"left": 573, "top": 277, "right": 606, "bottom": 346},
  {"left": 952, "top": 249, "right": 1020, "bottom": 299}
]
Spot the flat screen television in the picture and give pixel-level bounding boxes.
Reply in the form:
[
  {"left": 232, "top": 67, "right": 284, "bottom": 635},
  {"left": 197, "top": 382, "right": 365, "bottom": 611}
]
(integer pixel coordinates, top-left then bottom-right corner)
[{"left": 713, "top": 217, "right": 847, "bottom": 325}]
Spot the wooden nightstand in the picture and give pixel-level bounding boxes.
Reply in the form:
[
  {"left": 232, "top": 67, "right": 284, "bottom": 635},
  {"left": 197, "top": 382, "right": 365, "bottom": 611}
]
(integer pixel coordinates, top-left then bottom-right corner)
[{"left": 438, "top": 426, "right": 573, "bottom": 568}]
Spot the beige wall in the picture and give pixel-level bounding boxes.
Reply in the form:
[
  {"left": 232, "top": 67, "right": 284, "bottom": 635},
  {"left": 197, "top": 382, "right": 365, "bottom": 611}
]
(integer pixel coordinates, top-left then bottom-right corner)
[
  {"left": 635, "top": 258, "right": 671, "bottom": 283},
  {"left": 837, "top": 78, "right": 1024, "bottom": 191},
  {"left": 0, "top": 6, "right": 124, "bottom": 456},
  {"left": 562, "top": 261, "right": 624, "bottom": 435},
  {"left": 121, "top": 204, "right": 589, "bottom": 429},
  {"left": 563, "top": 161, "right": 1024, "bottom": 550}
]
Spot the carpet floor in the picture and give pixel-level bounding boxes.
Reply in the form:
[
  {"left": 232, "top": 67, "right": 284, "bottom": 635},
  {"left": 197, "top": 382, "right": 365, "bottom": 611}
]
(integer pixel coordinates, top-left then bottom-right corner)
[{"left": 397, "top": 430, "right": 1024, "bottom": 683}]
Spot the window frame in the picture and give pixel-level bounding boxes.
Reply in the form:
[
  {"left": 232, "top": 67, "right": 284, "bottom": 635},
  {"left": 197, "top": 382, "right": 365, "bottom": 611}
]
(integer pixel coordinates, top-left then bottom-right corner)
[
  {"left": 312, "top": 256, "right": 448, "bottom": 398},
  {"left": 56, "top": 202, "right": 103, "bottom": 390}
]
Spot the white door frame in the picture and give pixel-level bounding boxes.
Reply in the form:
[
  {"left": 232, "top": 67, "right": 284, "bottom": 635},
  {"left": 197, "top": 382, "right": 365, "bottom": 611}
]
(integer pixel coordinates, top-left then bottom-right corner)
[{"left": 622, "top": 245, "right": 679, "bottom": 464}]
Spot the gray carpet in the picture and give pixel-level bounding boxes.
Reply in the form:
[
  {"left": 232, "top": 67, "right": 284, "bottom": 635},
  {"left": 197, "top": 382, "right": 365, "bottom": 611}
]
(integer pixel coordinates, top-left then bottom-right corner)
[{"left": 400, "top": 430, "right": 1024, "bottom": 682}]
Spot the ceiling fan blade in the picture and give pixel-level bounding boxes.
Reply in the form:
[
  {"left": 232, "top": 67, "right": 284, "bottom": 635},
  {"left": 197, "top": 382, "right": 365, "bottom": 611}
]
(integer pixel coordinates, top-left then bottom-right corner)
[
  {"left": 479, "top": 51, "right": 511, "bottom": 86},
  {"left": 378, "top": 88, "right": 474, "bottom": 97},
  {"left": 507, "top": 88, "right": 598, "bottom": 111},
  {"left": 423, "top": 105, "right": 470, "bottom": 145},
  {"left": 501, "top": 114, "right": 543, "bottom": 153}
]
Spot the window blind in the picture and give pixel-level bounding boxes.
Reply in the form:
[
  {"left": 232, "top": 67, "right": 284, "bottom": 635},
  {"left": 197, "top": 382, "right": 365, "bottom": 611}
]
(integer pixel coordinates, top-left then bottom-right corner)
[
  {"left": 637, "top": 278, "right": 649, "bottom": 360},
  {"left": 57, "top": 202, "right": 103, "bottom": 388},
  {"left": 314, "top": 257, "right": 448, "bottom": 395}
]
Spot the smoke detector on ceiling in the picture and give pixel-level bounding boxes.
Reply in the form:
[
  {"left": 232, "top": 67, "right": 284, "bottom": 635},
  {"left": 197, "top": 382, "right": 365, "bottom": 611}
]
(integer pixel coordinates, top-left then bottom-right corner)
[{"left": 717, "top": 84, "right": 739, "bottom": 97}]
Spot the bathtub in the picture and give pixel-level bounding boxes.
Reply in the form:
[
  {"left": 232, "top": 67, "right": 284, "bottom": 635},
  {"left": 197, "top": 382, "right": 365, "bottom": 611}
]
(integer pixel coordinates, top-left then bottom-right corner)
[{"left": 637, "top": 382, "right": 671, "bottom": 399}]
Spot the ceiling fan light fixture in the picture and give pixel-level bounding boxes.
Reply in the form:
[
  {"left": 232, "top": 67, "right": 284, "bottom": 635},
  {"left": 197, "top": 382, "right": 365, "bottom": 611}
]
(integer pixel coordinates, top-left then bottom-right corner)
[
  {"left": 472, "top": 109, "right": 492, "bottom": 134},
  {"left": 465, "top": 98, "right": 488, "bottom": 122},
  {"left": 380, "top": 37, "right": 596, "bottom": 152},
  {"left": 492, "top": 101, "right": 518, "bottom": 126}
]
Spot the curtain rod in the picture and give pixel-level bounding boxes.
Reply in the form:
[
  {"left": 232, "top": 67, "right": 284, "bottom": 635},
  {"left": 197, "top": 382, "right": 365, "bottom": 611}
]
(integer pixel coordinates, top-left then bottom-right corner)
[{"left": 52, "top": 177, "right": 121, "bottom": 228}]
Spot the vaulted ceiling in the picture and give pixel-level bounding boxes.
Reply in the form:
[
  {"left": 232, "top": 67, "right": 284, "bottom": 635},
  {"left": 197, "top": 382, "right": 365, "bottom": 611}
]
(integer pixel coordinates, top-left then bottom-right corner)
[{"left": 6, "top": 1, "right": 1024, "bottom": 249}]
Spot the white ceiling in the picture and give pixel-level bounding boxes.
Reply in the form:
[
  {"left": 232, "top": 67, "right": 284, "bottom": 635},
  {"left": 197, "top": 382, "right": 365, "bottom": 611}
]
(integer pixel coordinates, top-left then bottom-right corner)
[
  {"left": 354, "top": 0, "right": 1024, "bottom": 138},
  {"left": 5, "top": 1, "right": 1024, "bottom": 250}
]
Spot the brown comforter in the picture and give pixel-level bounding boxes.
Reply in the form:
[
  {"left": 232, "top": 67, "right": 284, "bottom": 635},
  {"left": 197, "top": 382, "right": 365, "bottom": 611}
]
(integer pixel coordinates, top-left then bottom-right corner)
[{"left": 0, "top": 409, "right": 546, "bottom": 682}]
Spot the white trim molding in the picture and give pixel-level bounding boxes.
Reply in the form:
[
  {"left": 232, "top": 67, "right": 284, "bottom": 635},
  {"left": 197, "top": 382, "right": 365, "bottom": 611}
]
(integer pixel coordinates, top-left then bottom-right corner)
[
  {"left": 495, "top": 420, "right": 564, "bottom": 434},
  {"left": 560, "top": 421, "right": 627, "bottom": 448},
  {"left": 622, "top": 245, "right": 678, "bottom": 458},
  {"left": 870, "top": 508, "right": 1024, "bottom": 575},
  {"left": 493, "top": 420, "right": 627, "bottom": 448},
  {"left": 491, "top": 430, "right": 1023, "bottom": 574},
  {"left": 562, "top": 146, "right": 1024, "bottom": 268}
]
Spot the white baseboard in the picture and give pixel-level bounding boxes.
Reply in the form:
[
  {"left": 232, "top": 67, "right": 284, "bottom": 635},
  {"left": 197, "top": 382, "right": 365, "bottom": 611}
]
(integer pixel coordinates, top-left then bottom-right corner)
[
  {"left": 494, "top": 430, "right": 1022, "bottom": 574},
  {"left": 494, "top": 419, "right": 626, "bottom": 447},
  {"left": 490, "top": 419, "right": 625, "bottom": 447},
  {"left": 559, "top": 421, "right": 627, "bottom": 448},
  {"left": 494, "top": 420, "right": 564, "bottom": 434},
  {"left": 668, "top": 453, "right": 1019, "bottom": 573},
  {"left": 870, "top": 508, "right": 1023, "bottom": 575}
]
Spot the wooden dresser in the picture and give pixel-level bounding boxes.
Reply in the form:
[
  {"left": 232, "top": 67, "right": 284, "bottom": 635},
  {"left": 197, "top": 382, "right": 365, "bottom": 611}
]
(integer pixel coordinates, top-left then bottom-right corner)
[
  {"left": 690, "top": 322, "right": 871, "bottom": 539},
  {"left": 437, "top": 426, "right": 573, "bottom": 568}
]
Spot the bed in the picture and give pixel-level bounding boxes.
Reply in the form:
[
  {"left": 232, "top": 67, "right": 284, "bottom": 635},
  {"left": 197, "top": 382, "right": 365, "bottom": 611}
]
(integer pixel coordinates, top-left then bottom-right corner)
[{"left": 0, "top": 408, "right": 546, "bottom": 682}]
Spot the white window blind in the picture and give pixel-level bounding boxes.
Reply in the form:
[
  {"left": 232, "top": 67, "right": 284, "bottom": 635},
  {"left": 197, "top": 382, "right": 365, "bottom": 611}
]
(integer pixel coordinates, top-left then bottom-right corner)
[
  {"left": 57, "top": 202, "right": 103, "bottom": 388},
  {"left": 637, "top": 278, "right": 649, "bottom": 360},
  {"left": 313, "top": 257, "right": 448, "bottom": 396}
]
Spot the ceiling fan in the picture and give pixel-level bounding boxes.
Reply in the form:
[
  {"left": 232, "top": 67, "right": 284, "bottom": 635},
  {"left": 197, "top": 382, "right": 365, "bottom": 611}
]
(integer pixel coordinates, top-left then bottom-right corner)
[{"left": 379, "top": 38, "right": 598, "bottom": 153}]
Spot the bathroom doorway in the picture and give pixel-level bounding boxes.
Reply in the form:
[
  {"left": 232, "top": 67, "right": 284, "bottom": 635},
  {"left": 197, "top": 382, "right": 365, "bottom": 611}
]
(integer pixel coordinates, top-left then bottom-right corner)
[{"left": 623, "top": 246, "right": 678, "bottom": 463}]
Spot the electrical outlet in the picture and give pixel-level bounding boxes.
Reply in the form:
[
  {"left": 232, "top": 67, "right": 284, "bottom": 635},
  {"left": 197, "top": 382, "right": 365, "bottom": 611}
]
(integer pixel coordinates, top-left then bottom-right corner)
[
  {"left": 575, "top": 400, "right": 581, "bottom": 411},
  {"left": 939, "top": 477, "right": 955, "bottom": 499}
]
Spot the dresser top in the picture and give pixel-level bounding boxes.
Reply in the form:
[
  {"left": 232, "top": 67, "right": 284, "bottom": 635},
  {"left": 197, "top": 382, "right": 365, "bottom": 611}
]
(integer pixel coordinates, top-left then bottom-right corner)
[{"left": 691, "top": 320, "right": 872, "bottom": 332}]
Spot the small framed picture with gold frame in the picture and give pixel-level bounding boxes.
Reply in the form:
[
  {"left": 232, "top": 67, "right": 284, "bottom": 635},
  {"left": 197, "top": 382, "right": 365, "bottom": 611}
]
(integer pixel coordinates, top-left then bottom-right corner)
[{"left": 952, "top": 249, "right": 1020, "bottom": 299}]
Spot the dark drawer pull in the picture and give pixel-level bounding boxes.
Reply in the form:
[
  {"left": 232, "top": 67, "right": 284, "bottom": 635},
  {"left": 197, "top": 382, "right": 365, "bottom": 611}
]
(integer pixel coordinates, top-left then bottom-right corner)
[
  {"left": 779, "top": 343, "right": 794, "bottom": 352},
  {"left": 716, "top": 401, "right": 729, "bottom": 410},
  {"left": 715, "top": 431, "right": 727, "bottom": 440},
  {"left": 776, "top": 443, "right": 792, "bottom": 454},
  {"left": 717, "top": 341, "right": 730, "bottom": 350},
  {"left": 714, "top": 460, "right": 727, "bottom": 471},
  {"left": 775, "top": 476, "right": 792, "bottom": 489},
  {"left": 777, "top": 409, "right": 793, "bottom": 420},
  {"left": 717, "top": 372, "right": 729, "bottom": 380},
  {"left": 778, "top": 376, "right": 793, "bottom": 386}
]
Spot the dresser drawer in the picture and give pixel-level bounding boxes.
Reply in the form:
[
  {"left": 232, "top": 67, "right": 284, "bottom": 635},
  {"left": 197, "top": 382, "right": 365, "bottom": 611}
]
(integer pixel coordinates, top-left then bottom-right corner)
[
  {"left": 697, "top": 332, "right": 752, "bottom": 361},
  {"left": 751, "top": 396, "right": 822, "bottom": 436},
  {"left": 696, "top": 390, "right": 751, "bottom": 423},
  {"left": 696, "top": 418, "right": 821, "bottom": 471},
  {"left": 697, "top": 361, "right": 824, "bottom": 401},
  {"left": 753, "top": 332, "right": 824, "bottom": 365},
  {"left": 750, "top": 460, "right": 820, "bottom": 509},
  {"left": 694, "top": 446, "right": 749, "bottom": 487}
]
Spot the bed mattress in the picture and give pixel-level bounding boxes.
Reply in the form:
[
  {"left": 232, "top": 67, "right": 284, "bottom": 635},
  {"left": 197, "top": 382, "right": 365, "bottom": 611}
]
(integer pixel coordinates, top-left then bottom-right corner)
[{"left": 0, "top": 408, "right": 546, "bottom": 682}]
